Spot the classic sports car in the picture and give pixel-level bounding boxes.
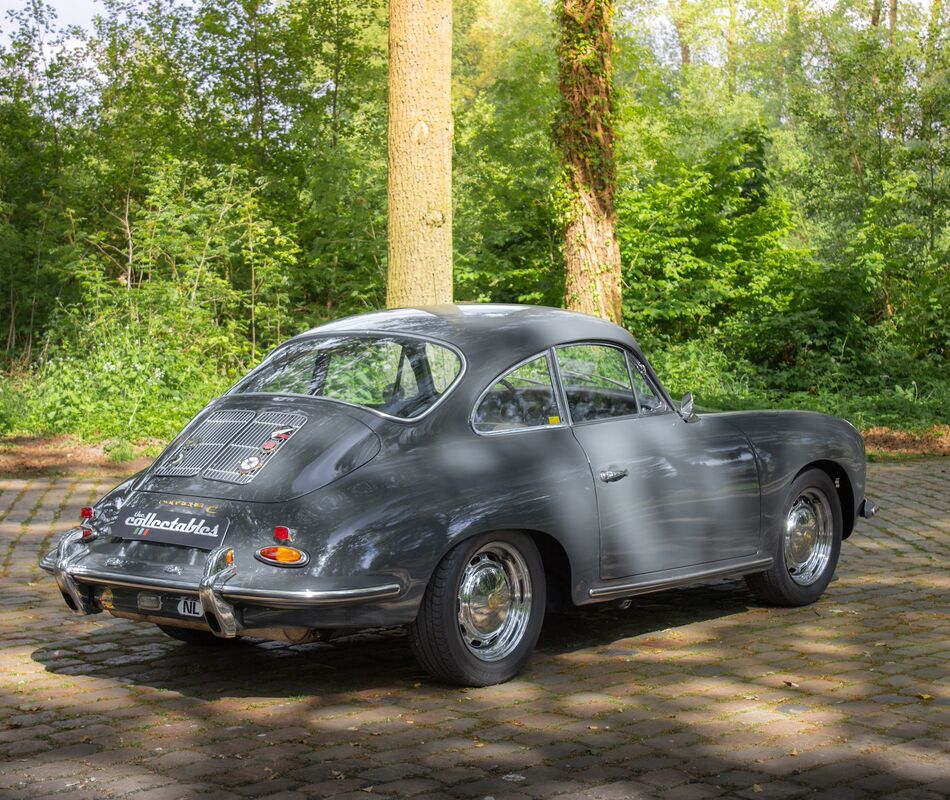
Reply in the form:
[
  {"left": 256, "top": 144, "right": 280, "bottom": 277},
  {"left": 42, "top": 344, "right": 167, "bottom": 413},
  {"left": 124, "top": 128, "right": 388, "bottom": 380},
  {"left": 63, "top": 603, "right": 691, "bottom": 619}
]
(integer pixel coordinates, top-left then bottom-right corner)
[{"left": 41, "top": 305, "right": 877, "bottom": 685}]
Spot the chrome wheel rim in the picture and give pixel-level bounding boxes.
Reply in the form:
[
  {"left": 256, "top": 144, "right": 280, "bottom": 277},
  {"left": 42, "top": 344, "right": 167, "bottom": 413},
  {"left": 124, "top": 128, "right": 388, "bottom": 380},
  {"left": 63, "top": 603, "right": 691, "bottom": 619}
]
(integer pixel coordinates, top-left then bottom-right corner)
[
  {"left": 784, "top": 488, "right": 834, "bottom": 586},
  {"left": 457, "top": 542, "right": 532, "bottom": 662}
]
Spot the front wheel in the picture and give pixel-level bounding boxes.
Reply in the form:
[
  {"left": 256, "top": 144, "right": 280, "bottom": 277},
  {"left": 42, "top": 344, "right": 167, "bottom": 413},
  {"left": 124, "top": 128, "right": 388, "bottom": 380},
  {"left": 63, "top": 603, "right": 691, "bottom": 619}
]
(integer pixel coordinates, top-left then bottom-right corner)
[
  {"left": 409, "top": 532, "right": 545, "bottom": 686},
  {"left": 746, "top": 468, "right": 842, "bottom": 606}
]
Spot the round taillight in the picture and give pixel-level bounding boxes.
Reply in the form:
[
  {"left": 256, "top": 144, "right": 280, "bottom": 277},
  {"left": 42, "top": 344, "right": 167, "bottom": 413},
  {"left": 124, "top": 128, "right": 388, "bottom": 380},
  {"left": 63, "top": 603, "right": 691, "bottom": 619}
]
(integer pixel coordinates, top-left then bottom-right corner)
[
  {"left": 255, "top": 546, "right": 308, "bottom": 567},
  {"left": 80, "top": 507, "right": 94, "bottom": 520},
  {"left": 274, "top": 526, "right": 292, "bottom": 543}
]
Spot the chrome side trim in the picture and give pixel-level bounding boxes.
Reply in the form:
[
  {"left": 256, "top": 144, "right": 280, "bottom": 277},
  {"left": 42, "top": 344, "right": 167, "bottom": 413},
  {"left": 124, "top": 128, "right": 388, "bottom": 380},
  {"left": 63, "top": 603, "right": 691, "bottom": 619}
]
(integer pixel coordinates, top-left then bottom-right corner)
[
  {"left": 221, "top": 582, "right": 402, "bottom": 607},
  {"left": 199, "top": 547, "right": 238, "bottom": 638},
  {"left": 588, "top": 556, "right": 774, "bottom": 599}
]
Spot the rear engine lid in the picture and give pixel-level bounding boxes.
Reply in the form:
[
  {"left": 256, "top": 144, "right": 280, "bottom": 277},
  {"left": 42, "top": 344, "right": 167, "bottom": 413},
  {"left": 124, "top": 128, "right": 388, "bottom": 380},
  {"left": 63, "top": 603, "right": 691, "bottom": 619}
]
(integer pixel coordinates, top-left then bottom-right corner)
[{"left": 137, "top": 395, "right": 382, "bottom": 502}]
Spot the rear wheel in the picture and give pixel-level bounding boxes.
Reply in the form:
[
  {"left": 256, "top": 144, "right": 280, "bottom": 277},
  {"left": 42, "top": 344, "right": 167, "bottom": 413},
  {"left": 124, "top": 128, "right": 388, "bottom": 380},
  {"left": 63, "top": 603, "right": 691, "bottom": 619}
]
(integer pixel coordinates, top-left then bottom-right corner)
[
  {"left": 409, "top": 532, "right": 545, "bottom": 686},
  {"left": 746, "top": 468, "right": 842, "bottom": 606},
  {"left": 157, "top": 624, "right": 237, "bottom": 646}
]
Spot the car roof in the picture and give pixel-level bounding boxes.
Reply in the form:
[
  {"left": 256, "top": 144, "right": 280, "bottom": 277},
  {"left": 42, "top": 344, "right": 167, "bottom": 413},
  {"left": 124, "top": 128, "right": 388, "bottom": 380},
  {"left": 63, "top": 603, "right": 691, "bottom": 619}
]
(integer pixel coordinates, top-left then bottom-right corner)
[{"left": 292, "top": 304, "right": 642, "bottom": 367}]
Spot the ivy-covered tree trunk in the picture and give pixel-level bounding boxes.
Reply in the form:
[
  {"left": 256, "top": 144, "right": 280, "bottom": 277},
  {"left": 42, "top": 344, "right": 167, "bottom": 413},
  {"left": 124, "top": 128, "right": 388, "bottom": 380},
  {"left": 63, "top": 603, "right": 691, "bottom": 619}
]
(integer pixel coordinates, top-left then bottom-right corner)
[
  {"left": 555, "top": 0, "right": 622, "bottom": 324},
  {"left": 386, "top": 0, "right": 453, "bottom": 308}
]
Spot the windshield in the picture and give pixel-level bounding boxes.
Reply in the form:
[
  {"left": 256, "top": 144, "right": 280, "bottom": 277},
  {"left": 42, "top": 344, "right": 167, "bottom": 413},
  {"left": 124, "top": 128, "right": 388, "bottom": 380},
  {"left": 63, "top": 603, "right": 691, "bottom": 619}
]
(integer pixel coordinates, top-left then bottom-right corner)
[{"left": 232, "top": 335, "right": 463, "bottom": 419}]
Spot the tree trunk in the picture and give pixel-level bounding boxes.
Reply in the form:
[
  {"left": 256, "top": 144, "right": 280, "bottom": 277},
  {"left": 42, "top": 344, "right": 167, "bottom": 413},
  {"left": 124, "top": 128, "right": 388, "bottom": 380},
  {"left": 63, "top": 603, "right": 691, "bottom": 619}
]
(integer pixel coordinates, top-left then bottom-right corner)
[
  {"left": 888, "top": 0, "right": 897, "bottom": 42},
  {"left": 871, "top": 0, "right": 882, "bottom": 26},
  {"left": 386, "top": 0, "right": 453, "bottom": 308},
  {"left": 555, "top": 0, "right": 623, "bottom": 325}
]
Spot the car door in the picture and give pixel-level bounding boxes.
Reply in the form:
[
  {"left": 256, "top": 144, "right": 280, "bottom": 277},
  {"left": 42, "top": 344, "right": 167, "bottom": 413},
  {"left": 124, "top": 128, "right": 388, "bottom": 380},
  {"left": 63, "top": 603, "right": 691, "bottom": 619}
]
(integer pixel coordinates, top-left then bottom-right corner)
[{"left": 555, "top": 344, "right": 761, "bottom": 580}]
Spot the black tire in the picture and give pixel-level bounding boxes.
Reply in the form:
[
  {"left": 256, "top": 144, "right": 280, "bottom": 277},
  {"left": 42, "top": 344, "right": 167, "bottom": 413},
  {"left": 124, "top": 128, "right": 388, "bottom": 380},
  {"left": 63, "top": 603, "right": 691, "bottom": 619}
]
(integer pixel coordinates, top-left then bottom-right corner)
[
  {"left": 409, "top": 531, "right": 546, "bottom": 686},
  {"left": 746, "top": 468, "right": 842, "bottom": 607},
  {"left": 157, "top": 624, "right": 237, "bottom": 646}
]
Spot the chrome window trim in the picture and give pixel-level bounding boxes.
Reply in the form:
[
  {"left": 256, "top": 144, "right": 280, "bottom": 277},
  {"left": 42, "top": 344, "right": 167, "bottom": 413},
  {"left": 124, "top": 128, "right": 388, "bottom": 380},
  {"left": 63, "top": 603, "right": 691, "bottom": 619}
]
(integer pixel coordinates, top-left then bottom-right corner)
[
  {"left": 549, "top": 339, "right": 676, "bottom": 427},
  {"left": 624, "top": 350, "right": 671, "bottom": 416},
  {"left": 228, "top": 330, "right": 468, "bottom": 424},
  {"left": 553, "top": 341, "right": 642, "bottom": 427},
  {"left": 470, "top": 350, "right": 567, "bottom": 437}
]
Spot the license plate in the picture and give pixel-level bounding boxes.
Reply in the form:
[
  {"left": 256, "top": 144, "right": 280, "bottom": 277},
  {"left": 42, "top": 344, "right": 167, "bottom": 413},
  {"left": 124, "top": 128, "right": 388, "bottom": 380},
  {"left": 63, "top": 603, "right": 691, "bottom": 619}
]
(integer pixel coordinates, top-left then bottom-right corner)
[
  {"left": 115, "top": 502, "right": 229, "bottom": 550},
  {"left": 177, "top": 597, "right": 203, "bottom": 618}
]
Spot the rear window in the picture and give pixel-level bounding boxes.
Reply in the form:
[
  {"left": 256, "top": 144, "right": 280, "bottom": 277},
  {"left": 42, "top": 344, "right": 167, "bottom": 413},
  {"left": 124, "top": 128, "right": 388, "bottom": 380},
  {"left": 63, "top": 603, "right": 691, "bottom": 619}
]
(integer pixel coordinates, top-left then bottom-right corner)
[{"left": 232, "top": 335, "right": 463, "bottom": 419}]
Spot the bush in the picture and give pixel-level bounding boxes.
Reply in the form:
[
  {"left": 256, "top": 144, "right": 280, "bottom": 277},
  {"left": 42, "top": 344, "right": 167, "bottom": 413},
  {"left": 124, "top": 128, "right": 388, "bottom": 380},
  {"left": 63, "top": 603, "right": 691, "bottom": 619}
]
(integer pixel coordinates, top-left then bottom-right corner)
[
  {"left": 0, "top": 375, "right": 27, "bottom": 436},
  {"left": 26, "top": 326, "right": 235, "bottom": 441}
]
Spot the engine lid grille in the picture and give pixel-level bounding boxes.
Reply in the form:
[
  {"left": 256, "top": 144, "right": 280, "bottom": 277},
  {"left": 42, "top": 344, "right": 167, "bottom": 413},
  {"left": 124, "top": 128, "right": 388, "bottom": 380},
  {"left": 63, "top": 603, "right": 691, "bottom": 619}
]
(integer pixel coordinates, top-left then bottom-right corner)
[
  {"left": 154, "top": 409, "right": 307, "bottom": 484},
  {"left": 202, "top": 411, "right": 308, "bottom": 485}
]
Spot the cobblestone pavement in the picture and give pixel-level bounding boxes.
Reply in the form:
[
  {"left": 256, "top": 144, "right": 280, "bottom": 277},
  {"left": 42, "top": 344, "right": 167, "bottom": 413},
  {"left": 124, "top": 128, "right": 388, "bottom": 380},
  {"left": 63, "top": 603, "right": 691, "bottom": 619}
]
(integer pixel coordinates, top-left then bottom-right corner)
[{"left": 1, "top": 460, "right": 947, "bottom": 800}]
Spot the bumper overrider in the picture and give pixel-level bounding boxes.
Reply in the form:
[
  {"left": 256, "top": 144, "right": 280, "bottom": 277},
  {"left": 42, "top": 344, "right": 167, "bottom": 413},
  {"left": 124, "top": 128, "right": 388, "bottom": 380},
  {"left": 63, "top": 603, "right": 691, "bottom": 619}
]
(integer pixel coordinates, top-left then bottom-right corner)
[
  {"left": 39, "top": 530, "right": 404, "bottom": 639},
  {"left": 858, "top": 498, "right": 879, "bottom": 519}
]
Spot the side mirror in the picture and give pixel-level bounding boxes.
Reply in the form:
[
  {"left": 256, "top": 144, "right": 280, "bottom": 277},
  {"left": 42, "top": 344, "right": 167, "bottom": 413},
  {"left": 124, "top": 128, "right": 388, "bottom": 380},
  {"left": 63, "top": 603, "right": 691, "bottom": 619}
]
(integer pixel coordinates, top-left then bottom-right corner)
[{"left": 679, "top": 392, "right": 699, "bottom": 423}]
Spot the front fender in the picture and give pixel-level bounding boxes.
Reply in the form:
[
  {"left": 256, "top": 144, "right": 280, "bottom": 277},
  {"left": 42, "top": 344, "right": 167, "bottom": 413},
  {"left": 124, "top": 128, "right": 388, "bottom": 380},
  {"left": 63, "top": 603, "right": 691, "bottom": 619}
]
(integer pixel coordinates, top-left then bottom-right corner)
[{"left": 720, "top": 410, "right": 867, "bottom": 546}]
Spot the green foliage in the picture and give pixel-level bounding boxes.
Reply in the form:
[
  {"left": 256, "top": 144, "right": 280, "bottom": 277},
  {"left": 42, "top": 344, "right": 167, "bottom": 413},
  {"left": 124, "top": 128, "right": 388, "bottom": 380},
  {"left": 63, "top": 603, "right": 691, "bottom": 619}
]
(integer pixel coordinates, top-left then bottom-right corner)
[
  {"left": 0, "top": 375, "right": 24, "bottom": 436},
  {"left": 454, "top": 0, "right": 562, "bottom": 306},
  {"left": 0, "top": 0, "right": 947, "bottom": 440},
  {"left": 104, "top": 439, "right": 139, "bottom": 463},
  {"left": 619, "top": 125, "right": 805, "bottom": 343},
  {"left": 26, "top": 320, "right": 234, "bottom": 440}
]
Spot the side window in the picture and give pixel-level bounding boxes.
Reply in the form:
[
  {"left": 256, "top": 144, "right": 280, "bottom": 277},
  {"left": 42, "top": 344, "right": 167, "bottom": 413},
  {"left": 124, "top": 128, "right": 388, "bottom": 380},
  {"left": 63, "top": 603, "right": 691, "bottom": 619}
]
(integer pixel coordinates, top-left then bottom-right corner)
[
  {"left": 556, "top": 344, "right": 639, "bottom": 422},
  {"left": 626, "top": 353, "right": 666, "bottom": 413},
  {"left": 426, "top": 342, "right": 458, "bottom": 394},
  {"left": 473, "top": 354, "right": 563, "bottom": 433}
]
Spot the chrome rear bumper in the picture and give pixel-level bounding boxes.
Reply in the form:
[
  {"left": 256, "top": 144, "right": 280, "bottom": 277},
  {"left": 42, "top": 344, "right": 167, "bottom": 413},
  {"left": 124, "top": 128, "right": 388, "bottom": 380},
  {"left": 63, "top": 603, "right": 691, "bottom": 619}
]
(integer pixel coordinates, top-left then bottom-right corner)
[
  {"left": 40, "top": 536, "right": 402, "bottom": 638},
  {"left": 858, "top": 498, "right": 879, "bottom": 519}
]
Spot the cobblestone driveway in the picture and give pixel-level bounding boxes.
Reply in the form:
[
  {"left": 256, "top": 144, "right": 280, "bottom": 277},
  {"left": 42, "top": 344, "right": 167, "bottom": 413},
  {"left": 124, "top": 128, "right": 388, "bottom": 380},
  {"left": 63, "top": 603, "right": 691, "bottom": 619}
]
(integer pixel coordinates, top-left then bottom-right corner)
[{"left": 1, "top": 460, "right": 947, "bottom": 800}]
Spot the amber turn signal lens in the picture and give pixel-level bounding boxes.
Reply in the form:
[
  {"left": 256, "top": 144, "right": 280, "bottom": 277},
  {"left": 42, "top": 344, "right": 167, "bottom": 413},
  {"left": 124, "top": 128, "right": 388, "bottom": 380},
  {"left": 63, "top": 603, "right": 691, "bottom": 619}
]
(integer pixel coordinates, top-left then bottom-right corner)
[
  {"left": 256, "top": 546, "right": 308, "bottom": 566},
  {"left": 225, "top": 548, "right": 234, "bottom": 566}
]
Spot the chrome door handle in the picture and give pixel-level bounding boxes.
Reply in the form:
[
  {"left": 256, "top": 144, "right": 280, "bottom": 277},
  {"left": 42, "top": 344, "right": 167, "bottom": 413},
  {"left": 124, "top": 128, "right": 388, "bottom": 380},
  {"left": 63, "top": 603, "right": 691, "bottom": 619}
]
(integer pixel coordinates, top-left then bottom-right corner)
[{"left": 598, "top": 468, "right": 628, "bottom": 483}]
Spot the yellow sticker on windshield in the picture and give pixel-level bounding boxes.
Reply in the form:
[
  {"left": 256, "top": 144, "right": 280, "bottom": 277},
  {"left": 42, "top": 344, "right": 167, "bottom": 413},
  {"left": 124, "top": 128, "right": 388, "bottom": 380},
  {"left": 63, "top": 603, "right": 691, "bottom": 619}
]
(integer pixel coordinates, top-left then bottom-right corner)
[{"left": 548, "top": 416, "right": 561, "bottom": 425}]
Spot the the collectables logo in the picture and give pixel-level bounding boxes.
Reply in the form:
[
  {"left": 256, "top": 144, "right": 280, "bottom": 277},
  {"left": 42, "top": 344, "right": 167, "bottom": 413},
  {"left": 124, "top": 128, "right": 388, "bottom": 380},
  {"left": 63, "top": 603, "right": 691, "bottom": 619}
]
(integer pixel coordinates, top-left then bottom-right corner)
[{"left": 124, "top": 511, "right": 221, "bottom": 539}]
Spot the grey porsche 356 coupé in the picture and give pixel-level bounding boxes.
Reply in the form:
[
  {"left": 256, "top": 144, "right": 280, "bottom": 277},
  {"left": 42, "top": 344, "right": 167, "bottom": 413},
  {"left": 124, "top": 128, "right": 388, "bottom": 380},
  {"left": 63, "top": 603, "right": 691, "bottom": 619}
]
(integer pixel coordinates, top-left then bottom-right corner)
[{"left": 42, "top": 304, "right": 877, "bottom": 685}]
